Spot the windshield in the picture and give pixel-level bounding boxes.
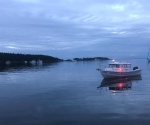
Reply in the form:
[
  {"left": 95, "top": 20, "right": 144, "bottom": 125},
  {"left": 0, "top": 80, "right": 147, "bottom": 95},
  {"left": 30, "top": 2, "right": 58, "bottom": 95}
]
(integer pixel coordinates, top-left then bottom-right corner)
[{"left": 109, "top": 64, "right": 131, "bottom": 68}]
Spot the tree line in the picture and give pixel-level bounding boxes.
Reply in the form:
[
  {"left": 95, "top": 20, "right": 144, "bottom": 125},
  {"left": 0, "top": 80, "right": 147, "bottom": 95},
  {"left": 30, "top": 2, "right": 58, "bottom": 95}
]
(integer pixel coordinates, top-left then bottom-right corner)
[
  {"left": 73, "top": 57, "right": 110, "bottom": 61},
  {"left": 0, "top": 52, "right": 62, "bottom": 63}
]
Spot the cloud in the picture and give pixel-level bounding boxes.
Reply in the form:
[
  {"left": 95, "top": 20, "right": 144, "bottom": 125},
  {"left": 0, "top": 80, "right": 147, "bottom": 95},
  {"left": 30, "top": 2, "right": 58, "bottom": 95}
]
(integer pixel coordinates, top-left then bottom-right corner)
[
  {"left": 0, "top": 0, "right": 150, "bottom": 58},
  {"left": 0, "top": 0, "right": 149, "bottom": 26},
  {"left": 12, "top": 0, "right": 41, "bottom": 3}
]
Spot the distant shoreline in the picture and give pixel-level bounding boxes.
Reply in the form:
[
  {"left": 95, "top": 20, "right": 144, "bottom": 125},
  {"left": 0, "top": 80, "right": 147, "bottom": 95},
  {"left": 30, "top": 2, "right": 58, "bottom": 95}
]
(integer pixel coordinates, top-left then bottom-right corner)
[
  {"left": 0, "top": 52, "right": 110, "bottom": 67},
  {"left": 71, "top": 57, "right": 110, "bottom": 61},
  {"left": 0, "top": 52, "right": 62, "bottom": 67}
]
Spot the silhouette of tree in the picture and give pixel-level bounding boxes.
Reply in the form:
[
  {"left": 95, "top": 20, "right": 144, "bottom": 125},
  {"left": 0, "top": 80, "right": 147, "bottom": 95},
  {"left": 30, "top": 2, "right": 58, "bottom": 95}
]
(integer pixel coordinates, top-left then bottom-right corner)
[{"left": 0, "top": 52, "right": 63, "bottom": 67}]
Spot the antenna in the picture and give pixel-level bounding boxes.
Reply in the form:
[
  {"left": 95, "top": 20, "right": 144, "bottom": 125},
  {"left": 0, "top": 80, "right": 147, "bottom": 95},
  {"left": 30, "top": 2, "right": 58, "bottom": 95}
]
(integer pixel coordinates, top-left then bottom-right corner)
[{"left": 147, "top": 47, "right": 150, "bottom": 62}]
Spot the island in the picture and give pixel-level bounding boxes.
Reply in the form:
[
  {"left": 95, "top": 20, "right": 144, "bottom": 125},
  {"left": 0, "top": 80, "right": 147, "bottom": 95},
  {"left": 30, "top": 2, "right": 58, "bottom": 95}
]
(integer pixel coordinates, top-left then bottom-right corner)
[
  {"left": 0, "top": 52, "right": 110, "bottom": 67},
  {"left": 0, "top": 52, "right": 62, "bottom": 67},
  {"left": 73, "top": 57, "right": 110, "bottom": 61}
]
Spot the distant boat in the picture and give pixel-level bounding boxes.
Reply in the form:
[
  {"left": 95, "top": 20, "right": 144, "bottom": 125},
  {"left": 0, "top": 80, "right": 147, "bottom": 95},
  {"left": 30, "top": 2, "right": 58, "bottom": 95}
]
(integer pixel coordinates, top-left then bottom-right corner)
[
  {"left": 97, "top": 61, "right": 141, "bottom": 78},
  {"left": 147, "top": 49, "right": 150, "bottom": 62},
  {"left": 6, "top": 61, "right": 11, "bottom": 65},
  {"left": 37, "top": 60, "right": 43, "bottom": 65},
  {"left": 30, "top": 60, "right": 36, "bottom": 65}
]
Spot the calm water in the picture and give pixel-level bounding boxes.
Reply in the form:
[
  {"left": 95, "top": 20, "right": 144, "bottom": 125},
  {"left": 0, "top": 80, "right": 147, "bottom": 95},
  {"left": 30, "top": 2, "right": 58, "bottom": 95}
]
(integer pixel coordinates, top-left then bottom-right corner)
[{"left": 0, "top": 59, "right": 150, "bottom": 125}]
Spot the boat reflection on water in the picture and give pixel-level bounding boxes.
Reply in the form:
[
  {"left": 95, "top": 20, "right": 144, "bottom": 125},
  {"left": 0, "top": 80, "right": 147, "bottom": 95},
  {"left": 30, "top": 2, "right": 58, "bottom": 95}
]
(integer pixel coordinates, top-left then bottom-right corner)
[{"left": 98, "top": 76, "right": 142, "bottom": 92}]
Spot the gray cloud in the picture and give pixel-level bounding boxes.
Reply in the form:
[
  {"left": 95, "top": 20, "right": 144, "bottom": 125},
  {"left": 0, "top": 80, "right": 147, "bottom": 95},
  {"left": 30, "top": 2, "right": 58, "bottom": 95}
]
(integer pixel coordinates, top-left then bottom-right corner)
[{"left": 0, "top": 0, "right": 150, "bottom": 58}]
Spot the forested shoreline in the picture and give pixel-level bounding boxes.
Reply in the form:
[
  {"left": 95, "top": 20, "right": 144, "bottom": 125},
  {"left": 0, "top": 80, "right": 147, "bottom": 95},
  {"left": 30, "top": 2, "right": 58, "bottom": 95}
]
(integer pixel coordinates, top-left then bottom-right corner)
[
  {"left": 0, "top": 52, "right": 110, "bottom": 67},
  {"left": 0, "top": 52, "right": 62, "bottom": 67}
]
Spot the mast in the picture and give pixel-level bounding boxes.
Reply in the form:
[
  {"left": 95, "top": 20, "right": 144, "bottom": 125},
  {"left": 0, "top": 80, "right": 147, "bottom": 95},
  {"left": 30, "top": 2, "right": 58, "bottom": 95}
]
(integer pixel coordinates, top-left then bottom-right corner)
[{"left": 147, "top": 48, "right": 150, "bottom": 62}]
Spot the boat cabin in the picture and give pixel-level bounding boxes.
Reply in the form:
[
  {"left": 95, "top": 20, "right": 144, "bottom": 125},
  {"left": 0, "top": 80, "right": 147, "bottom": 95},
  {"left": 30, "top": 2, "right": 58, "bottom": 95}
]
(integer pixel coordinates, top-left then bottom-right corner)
[
  {"left": 109, "top": 62, "right": 131, "bottom": 69},
  {"left": 99, "top": 61, "right": 141, "bottom": 78}
]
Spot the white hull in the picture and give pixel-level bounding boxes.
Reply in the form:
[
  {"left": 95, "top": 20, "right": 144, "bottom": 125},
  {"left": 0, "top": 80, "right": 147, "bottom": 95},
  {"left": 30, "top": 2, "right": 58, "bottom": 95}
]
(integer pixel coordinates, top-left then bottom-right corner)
[{"left": 99, "top": 69, "right": 141, "bottom": 78}]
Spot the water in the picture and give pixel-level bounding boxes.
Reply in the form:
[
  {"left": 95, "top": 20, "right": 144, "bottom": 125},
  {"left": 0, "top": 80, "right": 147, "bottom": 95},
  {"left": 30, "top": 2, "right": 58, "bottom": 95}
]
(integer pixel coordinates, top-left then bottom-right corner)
[{"left": 0, "top": 59, "right": 150, "bottom": 125}]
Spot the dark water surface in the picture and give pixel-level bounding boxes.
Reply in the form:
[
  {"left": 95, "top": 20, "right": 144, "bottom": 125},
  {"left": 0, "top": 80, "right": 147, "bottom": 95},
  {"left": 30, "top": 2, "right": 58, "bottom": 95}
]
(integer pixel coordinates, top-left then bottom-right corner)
[{"left": 0, "top": 59, "right": 150, "bottom": 125}]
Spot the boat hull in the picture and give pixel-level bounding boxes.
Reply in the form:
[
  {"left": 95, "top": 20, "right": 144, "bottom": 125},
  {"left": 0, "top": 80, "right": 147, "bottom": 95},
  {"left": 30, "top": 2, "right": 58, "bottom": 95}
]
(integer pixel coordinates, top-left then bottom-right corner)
[{"left": 99, "top": 69, "right": 141, "bottom": 78}]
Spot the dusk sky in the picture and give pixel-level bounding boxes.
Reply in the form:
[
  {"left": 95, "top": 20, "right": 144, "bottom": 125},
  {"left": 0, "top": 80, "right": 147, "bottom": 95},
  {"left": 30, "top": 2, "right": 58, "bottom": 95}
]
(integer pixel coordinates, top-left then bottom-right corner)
[{"left": 0, "top": 0, "right": 150, "bottom": 59}]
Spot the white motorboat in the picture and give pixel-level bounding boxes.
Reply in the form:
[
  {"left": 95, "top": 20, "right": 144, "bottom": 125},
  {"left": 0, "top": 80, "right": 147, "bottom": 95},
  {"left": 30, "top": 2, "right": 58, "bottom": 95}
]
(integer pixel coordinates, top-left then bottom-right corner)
[{"left": 97, "top": 61, "right": 141, "bottom": 78}]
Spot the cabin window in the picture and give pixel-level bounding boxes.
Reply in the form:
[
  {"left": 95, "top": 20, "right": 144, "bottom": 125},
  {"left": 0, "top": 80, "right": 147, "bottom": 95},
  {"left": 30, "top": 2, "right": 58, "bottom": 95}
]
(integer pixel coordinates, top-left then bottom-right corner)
[
  {"left": 120, "top": 65, "right": 124, "bottom": 68},
  {"left": 109, "top": 64, "right": 112, "bottom": 68},
  {"left": 116, "top": 64, "right": 119, "bottom": 68},
  {"left": 127, "top": 64, "right": 131, "bottom": 68},
  {"left": 123, "top": 65, "right": 127, "bottom": 68},
  {"left": 109, "top": 64, "right": 116, "bottom": 68},
  {"left": 109, "top": 64, "right": 131, "bottom": 68},
  {"left": 122, "top": 64, "right": 131, "bottom": 68}
]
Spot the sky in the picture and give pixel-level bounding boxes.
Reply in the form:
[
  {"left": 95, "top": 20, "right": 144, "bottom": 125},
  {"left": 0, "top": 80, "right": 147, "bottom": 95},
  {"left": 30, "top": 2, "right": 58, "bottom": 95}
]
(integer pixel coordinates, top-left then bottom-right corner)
[{"left": 0, "top": 0, "right": 150, "bottom": 59}]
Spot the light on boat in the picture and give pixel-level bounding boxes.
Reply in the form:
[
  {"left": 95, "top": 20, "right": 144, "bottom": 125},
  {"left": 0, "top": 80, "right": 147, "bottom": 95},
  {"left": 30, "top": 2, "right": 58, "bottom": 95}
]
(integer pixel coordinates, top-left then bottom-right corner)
[
  {"left": 118, "top": 68, "right": 122, "bottom": 72},
  {"left": 118, "top": 83, "right": 123, "bottom": 88},
  {"left": 112, "top": 59, "right": 115, "bottom": 62}
]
